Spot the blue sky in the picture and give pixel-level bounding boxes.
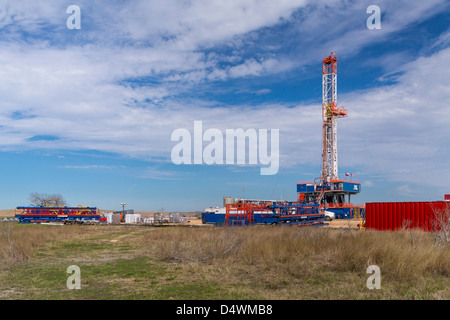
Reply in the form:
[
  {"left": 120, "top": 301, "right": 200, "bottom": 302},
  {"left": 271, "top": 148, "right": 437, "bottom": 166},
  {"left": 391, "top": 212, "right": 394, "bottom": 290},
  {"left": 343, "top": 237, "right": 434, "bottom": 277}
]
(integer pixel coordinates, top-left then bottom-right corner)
[{"left": 0, "top": 0, "right": 449, "bottom": 211}]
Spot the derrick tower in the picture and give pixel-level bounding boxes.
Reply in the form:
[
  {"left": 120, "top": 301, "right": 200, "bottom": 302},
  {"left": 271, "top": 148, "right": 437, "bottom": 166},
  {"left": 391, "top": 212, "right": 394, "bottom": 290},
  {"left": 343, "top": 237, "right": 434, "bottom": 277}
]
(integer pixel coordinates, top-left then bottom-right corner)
[{"left": 321, "top": 52, "right": 347, "bottom": 183}]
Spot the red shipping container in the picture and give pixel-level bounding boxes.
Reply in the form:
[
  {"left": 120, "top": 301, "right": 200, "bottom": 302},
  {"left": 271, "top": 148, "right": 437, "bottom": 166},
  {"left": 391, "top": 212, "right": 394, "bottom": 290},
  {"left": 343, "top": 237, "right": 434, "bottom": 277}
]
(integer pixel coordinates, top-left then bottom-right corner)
[
  {"left": 365, "top": 201, "right": 449, "bottom": 232},
  {"left": 394, "top": 202, "right": 404, "bottom": 230},
  {"left": 418, "top": 202, "right": 425, "bottom": 229},
  {"left": 404, "top": 202, "right": 410, "bottom": 228},
  {"left": 388, "top": 201, "right": 393, "bottom": 231},
  {"left": 400, "top": 202, "right": 405, "bottom": 229},
  {"left": 365, "top": 203, "right": 372, "bottom": 229}
]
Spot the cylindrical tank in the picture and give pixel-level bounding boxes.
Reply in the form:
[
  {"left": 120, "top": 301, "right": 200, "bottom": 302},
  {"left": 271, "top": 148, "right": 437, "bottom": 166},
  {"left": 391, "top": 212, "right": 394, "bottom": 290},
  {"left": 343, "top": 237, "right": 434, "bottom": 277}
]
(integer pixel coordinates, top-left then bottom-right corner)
[
  {"left": 104, "top": 213, "right": 113, "bottom": 224},
  {"left": 223, "top": 196, "right": 235, "bottom": 207}
]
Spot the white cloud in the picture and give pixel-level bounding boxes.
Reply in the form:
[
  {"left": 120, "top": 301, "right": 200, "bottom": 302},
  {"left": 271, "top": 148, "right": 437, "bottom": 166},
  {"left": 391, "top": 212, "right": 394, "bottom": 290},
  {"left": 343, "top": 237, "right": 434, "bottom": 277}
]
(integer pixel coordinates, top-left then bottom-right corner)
[
  {"left": 364, "top": 181, "right": 374, "bottom": 187},
  {"left": 138, "top": 167, "right": 184, "bottom": 180},
  {"left": 97, "top": 0, "right": 308, "bottom": 46},
  {"left": 396, "top": 185, "right": 422, "bottom": 197},
  {"left": 255, "top": 89, "right": 272, "bottom": 95},
  {"left": 228, "top": 58, "right": 287, "bottom": 78},
  {"left": 61, "top": 165, "right": 124, "bottom": 170},
  {"left": 431, "top": 29, "right": 450, "bottom": 51},
  {"left": 338, "top": 47, "right": 450, "bottom": 191}
]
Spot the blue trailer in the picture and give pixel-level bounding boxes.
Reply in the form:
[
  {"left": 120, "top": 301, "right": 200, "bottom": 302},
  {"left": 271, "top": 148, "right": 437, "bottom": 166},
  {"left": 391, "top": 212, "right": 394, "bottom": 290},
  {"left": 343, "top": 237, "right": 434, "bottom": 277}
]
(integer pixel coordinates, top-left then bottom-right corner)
[
  {"left": 15, "top": 206, "right": 103, "bottom": 224},
  {"left": 203, "top": 202, "right": 326, "bottom": 227}
]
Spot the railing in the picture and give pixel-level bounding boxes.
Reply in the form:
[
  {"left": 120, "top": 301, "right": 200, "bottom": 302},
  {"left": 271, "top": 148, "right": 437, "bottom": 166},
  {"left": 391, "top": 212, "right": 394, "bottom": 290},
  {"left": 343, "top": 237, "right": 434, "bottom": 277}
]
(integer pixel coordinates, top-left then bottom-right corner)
[
  {"left": 297, "top": 181, "right": 316, "bottom": 185},
  {"left": 298, "top": 178, "right": 362, "bottom": 185},
  {"left": 225, "top": 203, "right": 254, "bottom": 224},
  {"left": 330, "top": 178, "right": 361, "bottom": 184},
  {"left": 324, "top": 203, "right": 365, "bottom": 209}
]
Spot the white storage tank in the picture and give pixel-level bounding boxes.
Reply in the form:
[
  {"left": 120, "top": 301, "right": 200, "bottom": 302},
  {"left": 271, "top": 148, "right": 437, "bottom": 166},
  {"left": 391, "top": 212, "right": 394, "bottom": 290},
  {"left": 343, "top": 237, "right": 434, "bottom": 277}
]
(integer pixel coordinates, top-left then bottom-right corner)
[
  {"left": 125, "top": 214, "right": 141, "bottom": 224},
  {"left": 223, "top": 196, "right": 235, "bottom": 207},
  {"left": 104, "top": 213, "right": 113, "bottom": 224}
]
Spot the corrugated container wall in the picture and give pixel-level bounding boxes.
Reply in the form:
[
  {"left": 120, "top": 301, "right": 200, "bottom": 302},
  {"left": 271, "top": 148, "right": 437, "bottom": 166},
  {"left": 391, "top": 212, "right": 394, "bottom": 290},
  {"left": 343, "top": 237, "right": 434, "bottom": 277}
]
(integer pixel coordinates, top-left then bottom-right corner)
[{"left": 366, "top": 201, "right": 449, "bottom": 232}]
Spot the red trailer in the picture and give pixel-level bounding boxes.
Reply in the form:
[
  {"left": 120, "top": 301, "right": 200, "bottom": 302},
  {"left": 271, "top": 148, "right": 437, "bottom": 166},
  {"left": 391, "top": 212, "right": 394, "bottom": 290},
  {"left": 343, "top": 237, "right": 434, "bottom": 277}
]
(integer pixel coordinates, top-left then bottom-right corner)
[{"left": 365, "top": 201, "right": 449, "bottom": 232}]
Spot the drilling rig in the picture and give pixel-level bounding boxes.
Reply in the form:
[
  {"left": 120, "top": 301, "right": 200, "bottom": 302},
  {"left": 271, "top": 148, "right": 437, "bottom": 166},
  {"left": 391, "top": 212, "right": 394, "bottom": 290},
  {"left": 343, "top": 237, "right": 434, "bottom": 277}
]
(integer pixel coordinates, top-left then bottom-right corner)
[
  {"left": 202, "top": 52, "right": 364, "bottom": 225},
  {"left": 297, "top": 52, "right": 363, "bottom": 219}
]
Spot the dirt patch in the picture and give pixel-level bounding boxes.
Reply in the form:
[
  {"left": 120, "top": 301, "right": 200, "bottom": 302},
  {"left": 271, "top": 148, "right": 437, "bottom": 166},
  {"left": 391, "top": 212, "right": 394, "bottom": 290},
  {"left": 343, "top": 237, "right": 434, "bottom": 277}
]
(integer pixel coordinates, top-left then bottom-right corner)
[
  {"left": 0, "top": 288, "right": 23, "bottom": 298},
  {"left": 0, "top": 209, "right": 16, "bottom": 218},
  {"left": 187, "top": 217, "right": 206, "bottom": 226},
  {"left": 326, "top": 219, "right": 361, "bottom": 229}
]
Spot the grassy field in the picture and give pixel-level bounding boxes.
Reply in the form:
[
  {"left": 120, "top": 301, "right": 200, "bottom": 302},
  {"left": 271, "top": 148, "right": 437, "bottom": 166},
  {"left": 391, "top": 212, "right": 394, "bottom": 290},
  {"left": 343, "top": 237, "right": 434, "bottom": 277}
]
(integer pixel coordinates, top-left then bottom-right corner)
[{"left": 0, "top": 222, "right": 448, "bottom": 300}]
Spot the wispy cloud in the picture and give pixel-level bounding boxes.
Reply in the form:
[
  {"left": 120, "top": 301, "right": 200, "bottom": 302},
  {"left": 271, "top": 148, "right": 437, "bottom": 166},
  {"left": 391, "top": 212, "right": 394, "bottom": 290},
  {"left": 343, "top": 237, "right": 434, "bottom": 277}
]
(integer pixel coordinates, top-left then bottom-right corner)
[
  {"left": 138, "top": 167, "right": 185, "bottom": 180},
  {"left": 61, "top": 165, "right": 125, "bottom": 170},
  {"left": 396, "top": 185, "right": 422, "bottom": 197}
]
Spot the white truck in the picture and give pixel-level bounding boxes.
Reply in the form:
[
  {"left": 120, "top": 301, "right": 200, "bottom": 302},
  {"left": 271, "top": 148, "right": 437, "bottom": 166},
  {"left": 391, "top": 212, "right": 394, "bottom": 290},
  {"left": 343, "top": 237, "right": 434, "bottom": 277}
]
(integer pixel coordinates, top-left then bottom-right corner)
[{"left": 324, "top": 210, "right": 335, "bottom": 221}]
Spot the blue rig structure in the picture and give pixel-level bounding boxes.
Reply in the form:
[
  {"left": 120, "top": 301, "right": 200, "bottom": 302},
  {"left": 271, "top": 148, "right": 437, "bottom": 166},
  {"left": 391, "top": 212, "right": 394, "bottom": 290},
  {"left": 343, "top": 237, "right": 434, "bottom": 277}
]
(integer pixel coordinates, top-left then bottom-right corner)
[
  {"left": 297, "top": 179, "right": 364, "bottom": 219},
  {"left": 226, "top": 201, "right": 325, "bottom": 227},
  {"left": 203, "top": 199, "right": 327, "bottom": 227},
  {"left": 202, "top": 180, "right": 364, "bottom": 226},
  {"left": 15, "top": 206, "right": 103, "bottom": 224}
]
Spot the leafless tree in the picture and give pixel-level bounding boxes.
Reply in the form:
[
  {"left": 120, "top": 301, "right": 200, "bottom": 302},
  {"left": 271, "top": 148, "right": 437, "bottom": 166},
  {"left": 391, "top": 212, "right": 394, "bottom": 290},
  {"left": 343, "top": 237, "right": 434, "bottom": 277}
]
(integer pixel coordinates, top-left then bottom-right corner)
[
  {"left": 431, "top": 204, "right": 450, "bottom": 248},
  {"left": 29, "top": 192, "right": 67, "bottom": 207}
]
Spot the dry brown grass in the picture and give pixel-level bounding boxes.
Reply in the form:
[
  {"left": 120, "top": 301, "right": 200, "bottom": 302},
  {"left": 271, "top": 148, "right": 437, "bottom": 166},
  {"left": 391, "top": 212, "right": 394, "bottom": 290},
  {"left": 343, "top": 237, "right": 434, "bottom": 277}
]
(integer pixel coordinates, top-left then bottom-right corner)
[
  {"left": 148, "top": 226, "right": 450, "bottom": 284},
  {"left": 0, "top": 223, "right": 87, "bottom": 265},
  {"left": 1, "top": 223, "right": 448, "bottom": 299}
]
